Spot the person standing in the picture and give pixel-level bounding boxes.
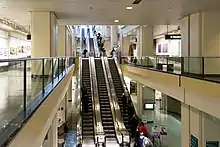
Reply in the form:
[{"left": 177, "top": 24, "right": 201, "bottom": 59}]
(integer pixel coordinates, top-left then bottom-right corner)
[
  {"left": 128, "top": 100, "right": 135, "bottom": 121},
  {"left": 139, "top": 122, "right": 147, "bottom": 137},
  {"left": 134, "top": 126, "right": 141, "bottom": 147},
  {"left": 83, "top": 49, "right": 88, "bottom": 58},
  {"left": 81, "top": 83, "right": 89, "bottom": 113},
  {"left": 121, "top": 93, "right": 127, "bottom": 113},
  {"left": 129, "top": 114, "right": 139, "bottom": 138}
]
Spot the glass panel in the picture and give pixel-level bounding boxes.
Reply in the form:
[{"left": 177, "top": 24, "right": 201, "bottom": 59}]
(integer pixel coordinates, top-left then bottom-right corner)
[
  {"left": 26, "top": 59, "right": 43, "bottom": 106},
  {"left": 0, "top": 60, "right": 24, "bottom": 129}
]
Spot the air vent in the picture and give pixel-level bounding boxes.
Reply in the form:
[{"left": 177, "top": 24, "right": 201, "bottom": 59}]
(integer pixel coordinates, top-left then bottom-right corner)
[{"left": 132, "top": 0, "right": 142, "bottom": 4}]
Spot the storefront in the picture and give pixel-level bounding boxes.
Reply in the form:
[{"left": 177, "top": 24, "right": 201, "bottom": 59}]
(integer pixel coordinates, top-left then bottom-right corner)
[
  {"left": 155, "top": 34, "right": 181, "bottom": 57},
  {"left": 9, "top": 32, "right": 31, "bottom": 59},
  {"left": 0, "top": 29, "right": 31, "bottom": 66}
]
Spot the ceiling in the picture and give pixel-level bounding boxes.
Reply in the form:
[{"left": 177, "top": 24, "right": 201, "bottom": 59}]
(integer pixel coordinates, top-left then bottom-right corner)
[{"left": 1, "top": 0, "right": 220, "bottom": 26}]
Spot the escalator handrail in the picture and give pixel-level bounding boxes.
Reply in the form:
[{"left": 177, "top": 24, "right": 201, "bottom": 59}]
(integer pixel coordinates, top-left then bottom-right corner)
[
  {"left": 93, "top": 35, "right": 100, "bottom": 58},
  {"left": 103, "top": 57, "right": 130, "bottom": 144},
  {"left": 90, "top": 57, "right": 105, "bottom": 143},
  {"left": 88, "top": 57, "right": 98, "bottom": 143},
  {"left": 76, "top": 57, "right": 82, "bottom": 145},
  {"left": 100, "top": 57, "right": 122, "bottom": 144},
  {"left": 113, "top": 58, "right": 139, "bottom": 118}
]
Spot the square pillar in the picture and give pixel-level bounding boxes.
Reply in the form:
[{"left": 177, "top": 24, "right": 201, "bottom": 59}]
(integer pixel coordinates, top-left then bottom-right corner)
[
  {"left": 43, "top": 115, "right": 58, "bottom": 147},
  {"left": 31, "top": 11, "right": 57, "bottom": 57},
  {"left": 181, "top": 11, "right": 220, "bottom": 75},
  {"left": 137, "top": 26, "right": 154, "bottom": 57}
]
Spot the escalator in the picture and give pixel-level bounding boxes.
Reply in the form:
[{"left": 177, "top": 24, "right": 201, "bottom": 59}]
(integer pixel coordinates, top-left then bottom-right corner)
[
  {"left": 108, "top": 59, "right": 130, "bottom": 131},
  {"left": 95, "top": 59, "right": 116, "bottom": 142},
  {"left": 81, "top": 59, "right": 94, "bottom": 141}
]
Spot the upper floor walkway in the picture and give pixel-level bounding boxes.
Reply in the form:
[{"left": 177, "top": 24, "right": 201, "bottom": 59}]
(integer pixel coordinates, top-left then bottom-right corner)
[{"left": 121, "top": 56, "right": 220, "bottom": 121}]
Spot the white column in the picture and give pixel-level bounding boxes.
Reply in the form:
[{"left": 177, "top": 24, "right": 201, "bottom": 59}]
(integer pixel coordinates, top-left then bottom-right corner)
[
  {"left": 181, "top": 103, "right": 202, "bottom": 147},
  {"left": 31, "top": 11, "right": 57, "bottom": 57},
  {"left": 58, "top": 25, "right": 66, "bottom": 56},
  {"left": 105, "top": 26, "right": 111, "bottom": 38},
  {"left": 122, "top": 35, "right": 130, "bottom": 56},
  {"left": 42, "top": 115, "right": 58, "bottom": 147},
  {"left": 181, "top": 11, "right": 220, "bottom": 74},
  {"left": 181, "top": 103, "right": 190, "bottom": 147},
  {"left": 137, "top": 26, "right": 154, "bottom": 57},
  {"left": 111, "top": 25, "right": 118, "bottom": 50},
  {"left": 136, "top": 83, "right": 143, "bottom": 118},
  {"left": 142, "top": 86, "right": 155, "bottom": 123}
]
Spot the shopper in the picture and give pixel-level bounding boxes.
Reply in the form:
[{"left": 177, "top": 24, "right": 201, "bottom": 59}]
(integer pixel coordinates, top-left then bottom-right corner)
[
  {"left": 129, "top": 114, "right": 139, "bottom": 138},
  {"left": 139, "top": 122, "right": 147, "bottom": 136},
  {"left": 81, "top": 83, "right": 89, "bottom": 113},
  {"left": 134, "top": 126, "right": 141, "bottom": 147},
  {"left": 128, "top": 100, "right": 135, "bottom": 121},
  {"left": 121, "top": 93, "right": 127, "bottom": 113},
  {"left": 83, "top": 37, "right": 86, "bottom": 45},
  {"left": 83, "top": 49, "right": 88, "bottom": 58},
  {"left": 110, "top": 48, "right": 115, "bottom": 58}
]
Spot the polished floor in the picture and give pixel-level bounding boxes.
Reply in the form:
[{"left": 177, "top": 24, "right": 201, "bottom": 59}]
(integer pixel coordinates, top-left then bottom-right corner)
[{"left": 131, "top": 95, "right": 181, "bottom": 147}]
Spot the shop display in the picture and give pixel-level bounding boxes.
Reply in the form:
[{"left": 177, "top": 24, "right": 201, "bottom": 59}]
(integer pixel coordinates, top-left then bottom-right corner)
[
  {"left": 162, "top": 43, "right": 168, "bottom": 53},
  {"left": 9, "top": 37, "right": 31, "bottom": 58}
]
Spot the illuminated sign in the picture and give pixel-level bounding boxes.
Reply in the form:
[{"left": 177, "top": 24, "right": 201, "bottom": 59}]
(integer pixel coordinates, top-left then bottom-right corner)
[{"left": 165, "top": 34, "right": 181, "bottom": 40}]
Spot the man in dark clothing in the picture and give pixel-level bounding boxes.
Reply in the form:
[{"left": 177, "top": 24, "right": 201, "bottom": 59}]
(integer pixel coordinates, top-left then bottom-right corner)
[
  {"left": 83, "top": 37, "right": 86, "bottom": 45},
  {"left": 129, "top": 114, "right": 139, "bottom": 138},
  {"left": 81, "top": 84, "right": 89, "bottom": 113},
  {"left": 121, "top": 93, "right": 127, "bottom": 113},
  {"left": 128, "top": 100, "right": 135, "bottom": 121},
  {"left": 83, "top": 49, "right": 87, "bottom": 58},
  {"left": 110, "top": 48, "right": 115, "bottom": 58},
  {"left": 134, "top": 126, "right": 141, "bottom": 147}
]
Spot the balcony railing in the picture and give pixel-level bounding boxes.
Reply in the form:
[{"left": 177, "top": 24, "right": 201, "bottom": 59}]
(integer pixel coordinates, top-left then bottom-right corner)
[
  {"left": 0, "top": 57, "right": 75, "bottom": 146},
  {"left": 121, "top": 56, "right": 220, "bottom": 83}
]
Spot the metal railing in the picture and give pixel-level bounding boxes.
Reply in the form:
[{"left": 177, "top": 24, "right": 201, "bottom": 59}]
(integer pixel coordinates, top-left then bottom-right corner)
[
  {"left": 122, "top": 56, "right": 220, "bottom": 82},
  {"left": 0, "top": 56, "right": 75, "bottom": 146}
]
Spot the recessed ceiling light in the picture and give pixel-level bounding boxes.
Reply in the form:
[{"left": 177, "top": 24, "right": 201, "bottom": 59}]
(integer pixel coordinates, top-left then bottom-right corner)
[
  {"left": 126, "top": 6, "right": 132, "bottom": 10},
  {"left": 114, "top": 19, "right": 119, "bottom": 23},
  {"left": 1, "top": 5, "right": 7, "bottom": 9}
]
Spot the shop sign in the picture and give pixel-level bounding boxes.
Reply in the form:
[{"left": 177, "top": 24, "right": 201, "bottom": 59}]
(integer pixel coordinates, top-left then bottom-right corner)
[
  {"left": 165, "top": 34, "right": 181, "bottom": 40},
  {"left": 191, "top": 134, "right": 198, "bottom": 147},
  {"left": 206, "top": 141, "right": 219, "bottom": 147}
]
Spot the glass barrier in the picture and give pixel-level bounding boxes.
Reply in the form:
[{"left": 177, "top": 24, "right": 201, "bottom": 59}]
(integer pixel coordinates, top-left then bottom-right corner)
[
  {"left": 0, "top": 56, "right": 75, "bottom": 146},
  {"left": 121, "top": 56, "right": 220, "bottom": 83}
]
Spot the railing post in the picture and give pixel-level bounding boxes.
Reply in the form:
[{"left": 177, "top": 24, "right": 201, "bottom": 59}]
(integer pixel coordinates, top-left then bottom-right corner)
[
  {"left": 141, "top": 57, "right": 143, "bottom": 66},
  {"left": 181, "top": 57, "right": 184, "bottom": 74},
  {"left": 52, "top": 59, "right": 54, "bottom": 85},
  {"left": 42, "top": 59, "right": 45, "bottom": 94},
  {"left": 23, "top": 60, "right": 27, "bottom": 116},
  {"left": 58, "top": 58, "right": 60, "bottom": 79},
  {"left": 202, "top": 57, "right": 204, "bottom": 78}
]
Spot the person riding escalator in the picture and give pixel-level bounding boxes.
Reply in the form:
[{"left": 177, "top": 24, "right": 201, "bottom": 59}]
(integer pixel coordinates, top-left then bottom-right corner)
[{"left": 81, "top": 83, "right": 89, "bottom": 113}]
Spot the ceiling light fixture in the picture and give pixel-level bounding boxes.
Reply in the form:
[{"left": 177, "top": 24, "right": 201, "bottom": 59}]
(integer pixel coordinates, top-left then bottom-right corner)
[
  {"left": 114, "top": 19, "right": 119, "bottom": 23},
  {"left": 126, "top": 6, "right": 132, "bottom": 10}
]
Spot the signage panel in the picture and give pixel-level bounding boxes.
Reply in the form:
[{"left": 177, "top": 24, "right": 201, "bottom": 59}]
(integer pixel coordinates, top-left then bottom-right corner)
[
  {"left": 165, "top": 34, "right": 181, "bottom": 40},
  {"left": 206, "top": 141, "right": 219, "bottom": 147}
]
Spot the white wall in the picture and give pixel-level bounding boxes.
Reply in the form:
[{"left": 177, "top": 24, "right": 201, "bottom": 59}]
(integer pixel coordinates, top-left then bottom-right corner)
[
  {"left": 153, "top": 25, "right": 179, "bottom": 37},
  {"left": 121, "top": 25, "right": 139, "bottom": 37}
]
